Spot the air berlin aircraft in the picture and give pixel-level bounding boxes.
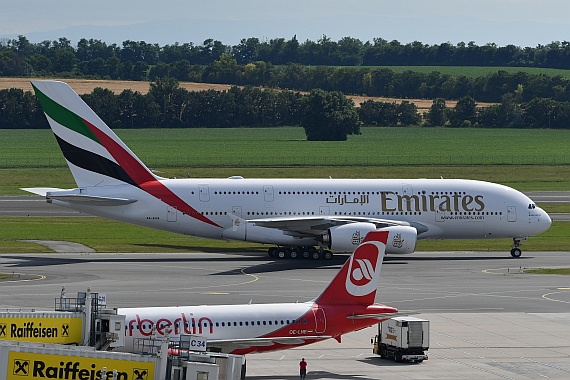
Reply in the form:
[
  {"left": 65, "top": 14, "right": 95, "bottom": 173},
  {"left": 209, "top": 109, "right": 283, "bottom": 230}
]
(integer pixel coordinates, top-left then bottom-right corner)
[
  {"left": 116, "top": 230, "right": 396, "bottom": 354},
  {"left": 24, "top": 81, "right": 551, "bottom": 258}
]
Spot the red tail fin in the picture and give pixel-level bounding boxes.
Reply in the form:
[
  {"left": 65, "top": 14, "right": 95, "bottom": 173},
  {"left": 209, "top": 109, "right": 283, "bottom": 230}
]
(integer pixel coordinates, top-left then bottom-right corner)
[{"left": 315, "top": 230, "right": 388, "bottom": 306}]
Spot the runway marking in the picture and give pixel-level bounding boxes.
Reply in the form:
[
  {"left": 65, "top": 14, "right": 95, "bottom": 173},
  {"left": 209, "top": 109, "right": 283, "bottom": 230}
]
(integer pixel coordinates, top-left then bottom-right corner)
[
  {"left": 386, "top": 287, "right": 551, "bottom": 304},
  {"left": 482, "top": 268, "right": 525, "bottom": 275},
  {"left": 541, "top": 289, "right": 570, "bottom": 304},
  {"left": 0, "top": 273, "right": 46, "bottom": 283},
  {"left": 65, "top": 264, "right": 261, "bottom": 295},
  {"left": 0, "top": 199, "right": 45, "bottom": 202}
]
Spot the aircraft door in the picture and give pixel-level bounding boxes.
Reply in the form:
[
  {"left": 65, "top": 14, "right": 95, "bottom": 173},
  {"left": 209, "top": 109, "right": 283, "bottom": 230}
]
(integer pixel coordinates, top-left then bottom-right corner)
[
  {"left": 264, "top": 185, "right": 274, "bottom": 202},
  {"left": 435, "top": 209, "right": 450, "bottom": 222},
  {"left": 167, "top": 206, "right": 177, "bottom": 222},
  {"left": 507, "top": 206, "right": 517, "bottom": 222},
  {"left": 319, "top": 206, "right": 330, "bottom": 215},
  {"left": 313, "top": 308, "right": 326, "bottom": 333},
  {"left": 232, "top": 206, "right": 242, "bottom": 218},
  {"left": 402, "top": 184, "right": 413, "bottom": 195},
  {"left": 199, "top": 185, "right": 210, "bottom": 202}
]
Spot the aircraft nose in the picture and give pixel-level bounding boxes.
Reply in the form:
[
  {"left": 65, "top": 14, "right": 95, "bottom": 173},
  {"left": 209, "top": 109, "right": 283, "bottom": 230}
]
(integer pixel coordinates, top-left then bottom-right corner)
[{"left": 536, "top": 208, "right": 552, "bottom": 234}]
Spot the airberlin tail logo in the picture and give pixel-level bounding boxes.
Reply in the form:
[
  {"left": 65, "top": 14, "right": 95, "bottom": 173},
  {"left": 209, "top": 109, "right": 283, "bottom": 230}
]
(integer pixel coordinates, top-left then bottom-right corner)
[{"left": 345, "top": 241, "right": 383, "bottom": 297}]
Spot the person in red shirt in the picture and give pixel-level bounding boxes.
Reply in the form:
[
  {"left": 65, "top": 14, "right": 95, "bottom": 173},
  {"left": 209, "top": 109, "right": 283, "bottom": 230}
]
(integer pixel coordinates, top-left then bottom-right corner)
[{"left": 299, "top": 358, "right": 307, "bottom": 379}]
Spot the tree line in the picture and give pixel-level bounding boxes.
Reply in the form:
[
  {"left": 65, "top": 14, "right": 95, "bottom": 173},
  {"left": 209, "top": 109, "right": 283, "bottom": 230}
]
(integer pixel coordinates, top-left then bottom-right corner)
[
  {"left": 4, "top": 35, "right": 570, "bottom": 73},
  {"left": 2, "top": 78, "right": 568, "bottom": 138},
  {"left": 4, "top": 37, "right": 570, "bottom": 107}
]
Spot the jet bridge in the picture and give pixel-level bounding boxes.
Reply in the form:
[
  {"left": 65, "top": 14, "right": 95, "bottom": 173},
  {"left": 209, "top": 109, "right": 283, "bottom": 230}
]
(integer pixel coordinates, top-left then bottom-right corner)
[{"left": 0, "top": 287, "right": 245, "bottom": 380}]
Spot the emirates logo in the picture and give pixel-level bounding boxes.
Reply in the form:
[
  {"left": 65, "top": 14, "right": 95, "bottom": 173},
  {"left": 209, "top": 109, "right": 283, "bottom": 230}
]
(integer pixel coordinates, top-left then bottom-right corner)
[
  {"left": 392, "top": 233, "right": 403, "bottom": 248},
  {"left": 351, "top": 231, "right": 363, "bottom": 245}
]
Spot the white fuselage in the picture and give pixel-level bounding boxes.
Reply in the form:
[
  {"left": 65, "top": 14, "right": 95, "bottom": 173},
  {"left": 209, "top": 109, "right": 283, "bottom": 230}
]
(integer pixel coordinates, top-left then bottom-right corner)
[
  {"left": 119, "top": 303, "right": 315, "bottom": 350},
  {"left": 53, "top": 178, "right": 551, "bottom": 247}
]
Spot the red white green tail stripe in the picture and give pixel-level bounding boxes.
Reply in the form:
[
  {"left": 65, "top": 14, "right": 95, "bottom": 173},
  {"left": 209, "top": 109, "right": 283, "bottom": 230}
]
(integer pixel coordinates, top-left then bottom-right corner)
[{"left": 32, "top": 80, "right": 220, "bottom": 228}]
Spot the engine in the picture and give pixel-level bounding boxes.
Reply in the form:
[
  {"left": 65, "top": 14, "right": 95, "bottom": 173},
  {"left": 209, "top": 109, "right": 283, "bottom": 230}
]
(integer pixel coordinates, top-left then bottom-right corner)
[{"left": 321, "top": 223, "right": 417, "bottom": 254}]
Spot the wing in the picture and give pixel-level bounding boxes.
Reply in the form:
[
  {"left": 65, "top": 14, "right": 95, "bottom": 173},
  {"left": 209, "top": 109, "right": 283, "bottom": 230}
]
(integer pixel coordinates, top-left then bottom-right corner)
[
  {"left": 206, "top": 335, "right": 332, "bottom": 353},
  {"left": 250, "top": 216, "right": 411, "bottom": 238}
]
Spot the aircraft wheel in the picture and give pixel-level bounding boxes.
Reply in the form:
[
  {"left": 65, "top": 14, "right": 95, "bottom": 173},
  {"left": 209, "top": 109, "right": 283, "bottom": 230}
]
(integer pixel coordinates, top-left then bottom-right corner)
[
  {"left": 510, "top": 247, "right": 522, "bottom": 257},
  {"left": 322, "top": 250, "right": 333, "bottom": 260},
  {"left": 311, "top": 251, "right": 321, "bottom": 260},
  {"left": 289, "top": 248, "right": 299, "bottom": 259},
  {"left": 301, "top": 247, "right": 312, "bottom": 259},
  {"left": 276, "top": 248, "right": 288, "bottom": 259},
  {"left": 268, "top": 247, "right": 277, "bottom": 258}
]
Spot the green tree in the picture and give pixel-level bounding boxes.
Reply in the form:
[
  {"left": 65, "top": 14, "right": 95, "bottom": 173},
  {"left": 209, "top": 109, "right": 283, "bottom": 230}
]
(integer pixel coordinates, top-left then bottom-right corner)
[
  {"left": 449, "top": 96, "right": 477, "bottom": 127},
  {"left": 205, "top": 53, "right": 239, "bottom": 83},
  {"left": 426, "top": 98, "right": 447, "bottom": 126},
  {"left": 397, "top": 101, "right": 421, "bottom": 126},
  {"left": 301, "top": 89, "right": 361, "bottom": 141},
  {"left": 148, "top": 77, "right": 188, "bottom": 127}
]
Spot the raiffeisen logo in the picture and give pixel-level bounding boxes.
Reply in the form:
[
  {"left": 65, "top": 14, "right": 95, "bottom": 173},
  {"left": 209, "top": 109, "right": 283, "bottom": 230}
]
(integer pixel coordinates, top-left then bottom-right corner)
[
  {"left": 1, "top": 318, "right": 82, "bottom": 344},
  {"left": 10, "top": 322, "right": 58, "bottom": 339},
  {"left": 381, "top": 191, "right": 485, "bottom": 213},
  {"left": 31, "top": 361, "right": 129, "bottom": 379},
  {"left": 345, "top": 241, "right": 382, "bottom": 296},
  {"left": 7, "top": 352, "right": 154, "bottom": 380}
]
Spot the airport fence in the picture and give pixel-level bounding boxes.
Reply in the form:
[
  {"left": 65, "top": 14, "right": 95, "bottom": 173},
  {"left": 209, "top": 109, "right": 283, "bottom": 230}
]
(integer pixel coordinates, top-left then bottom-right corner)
[{"left": 1, "top": 154, "right": 569, "bottom": 169}]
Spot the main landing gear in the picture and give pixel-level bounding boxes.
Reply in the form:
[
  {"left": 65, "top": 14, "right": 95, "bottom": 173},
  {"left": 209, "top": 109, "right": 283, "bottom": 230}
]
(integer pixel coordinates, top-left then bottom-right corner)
[
  {"left": 267, "top": 246, "right": 333, "bottom": 260},
  {"left": 510, "top": 237, "right": 526, "bottom": 258}
]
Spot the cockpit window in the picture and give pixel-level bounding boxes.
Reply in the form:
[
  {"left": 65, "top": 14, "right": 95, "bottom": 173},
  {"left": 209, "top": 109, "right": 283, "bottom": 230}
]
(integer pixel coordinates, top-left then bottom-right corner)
[{"left": 528, "top": 204, "right": 536, "bottom": 209}]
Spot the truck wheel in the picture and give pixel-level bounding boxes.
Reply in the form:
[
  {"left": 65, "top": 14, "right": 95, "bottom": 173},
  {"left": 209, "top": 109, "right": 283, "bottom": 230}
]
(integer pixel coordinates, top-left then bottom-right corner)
[{"left": 394, "top": 352, "right": 401, "bottom": 362}]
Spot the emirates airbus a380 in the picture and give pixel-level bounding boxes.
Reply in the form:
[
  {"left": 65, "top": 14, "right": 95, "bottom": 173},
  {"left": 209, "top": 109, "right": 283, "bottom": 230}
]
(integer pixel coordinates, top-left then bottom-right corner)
[
  {"left": 24, "top": 80, "right": 551, "bottom": 258},
  {"left": 117, "top": 230, "right": 396, "bottom": 355}
]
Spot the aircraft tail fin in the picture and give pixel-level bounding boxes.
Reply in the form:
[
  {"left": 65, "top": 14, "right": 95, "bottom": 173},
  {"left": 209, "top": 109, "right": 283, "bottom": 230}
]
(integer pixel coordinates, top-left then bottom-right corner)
[
  {"left": 315, "top": 230, "right": 388, "bottom": 307},
  {"left": 31, "top": 80, "right": 157, "bottom": 188}
]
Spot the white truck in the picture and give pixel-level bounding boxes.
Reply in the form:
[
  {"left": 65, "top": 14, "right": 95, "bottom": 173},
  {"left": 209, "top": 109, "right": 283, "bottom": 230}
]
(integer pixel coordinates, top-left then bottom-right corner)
[{"left": 372, "top": 316, "right": 429, "bottom": 363}]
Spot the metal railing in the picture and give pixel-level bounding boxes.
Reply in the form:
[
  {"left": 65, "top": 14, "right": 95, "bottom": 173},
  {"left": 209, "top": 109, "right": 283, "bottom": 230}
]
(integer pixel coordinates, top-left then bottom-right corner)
[{"left": 1, "top": 154, "right": 568, "bottom": 168}]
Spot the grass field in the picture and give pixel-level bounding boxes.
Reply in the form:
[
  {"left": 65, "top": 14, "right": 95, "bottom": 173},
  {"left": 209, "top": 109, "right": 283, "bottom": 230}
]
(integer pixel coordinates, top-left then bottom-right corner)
[
  {"left": 357, "top": 66, "right": 570, "bottom": 79},
  {"left": 1, "top": 126, "right": 568, "bottom": 253},
  {"left": 0, "top": 217, "right": 565, "bottom": 254},
  {"left": 524, "top": 268, "right": 570, "bottom": 275},
  {"left": 3, "top": 165, "right": 570, "bottom": 196},
  {"left": 2, "top": 127, "right": 570, "bottom": 195},
  {"left": 2, "top": 127, "right": 569, "bottom": 169}
]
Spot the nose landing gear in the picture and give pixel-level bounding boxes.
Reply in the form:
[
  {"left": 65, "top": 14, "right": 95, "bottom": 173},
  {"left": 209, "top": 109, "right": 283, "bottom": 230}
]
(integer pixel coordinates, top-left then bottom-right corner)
[{"left": 510, "top": 237, "right": 527, "bottom": 257}]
